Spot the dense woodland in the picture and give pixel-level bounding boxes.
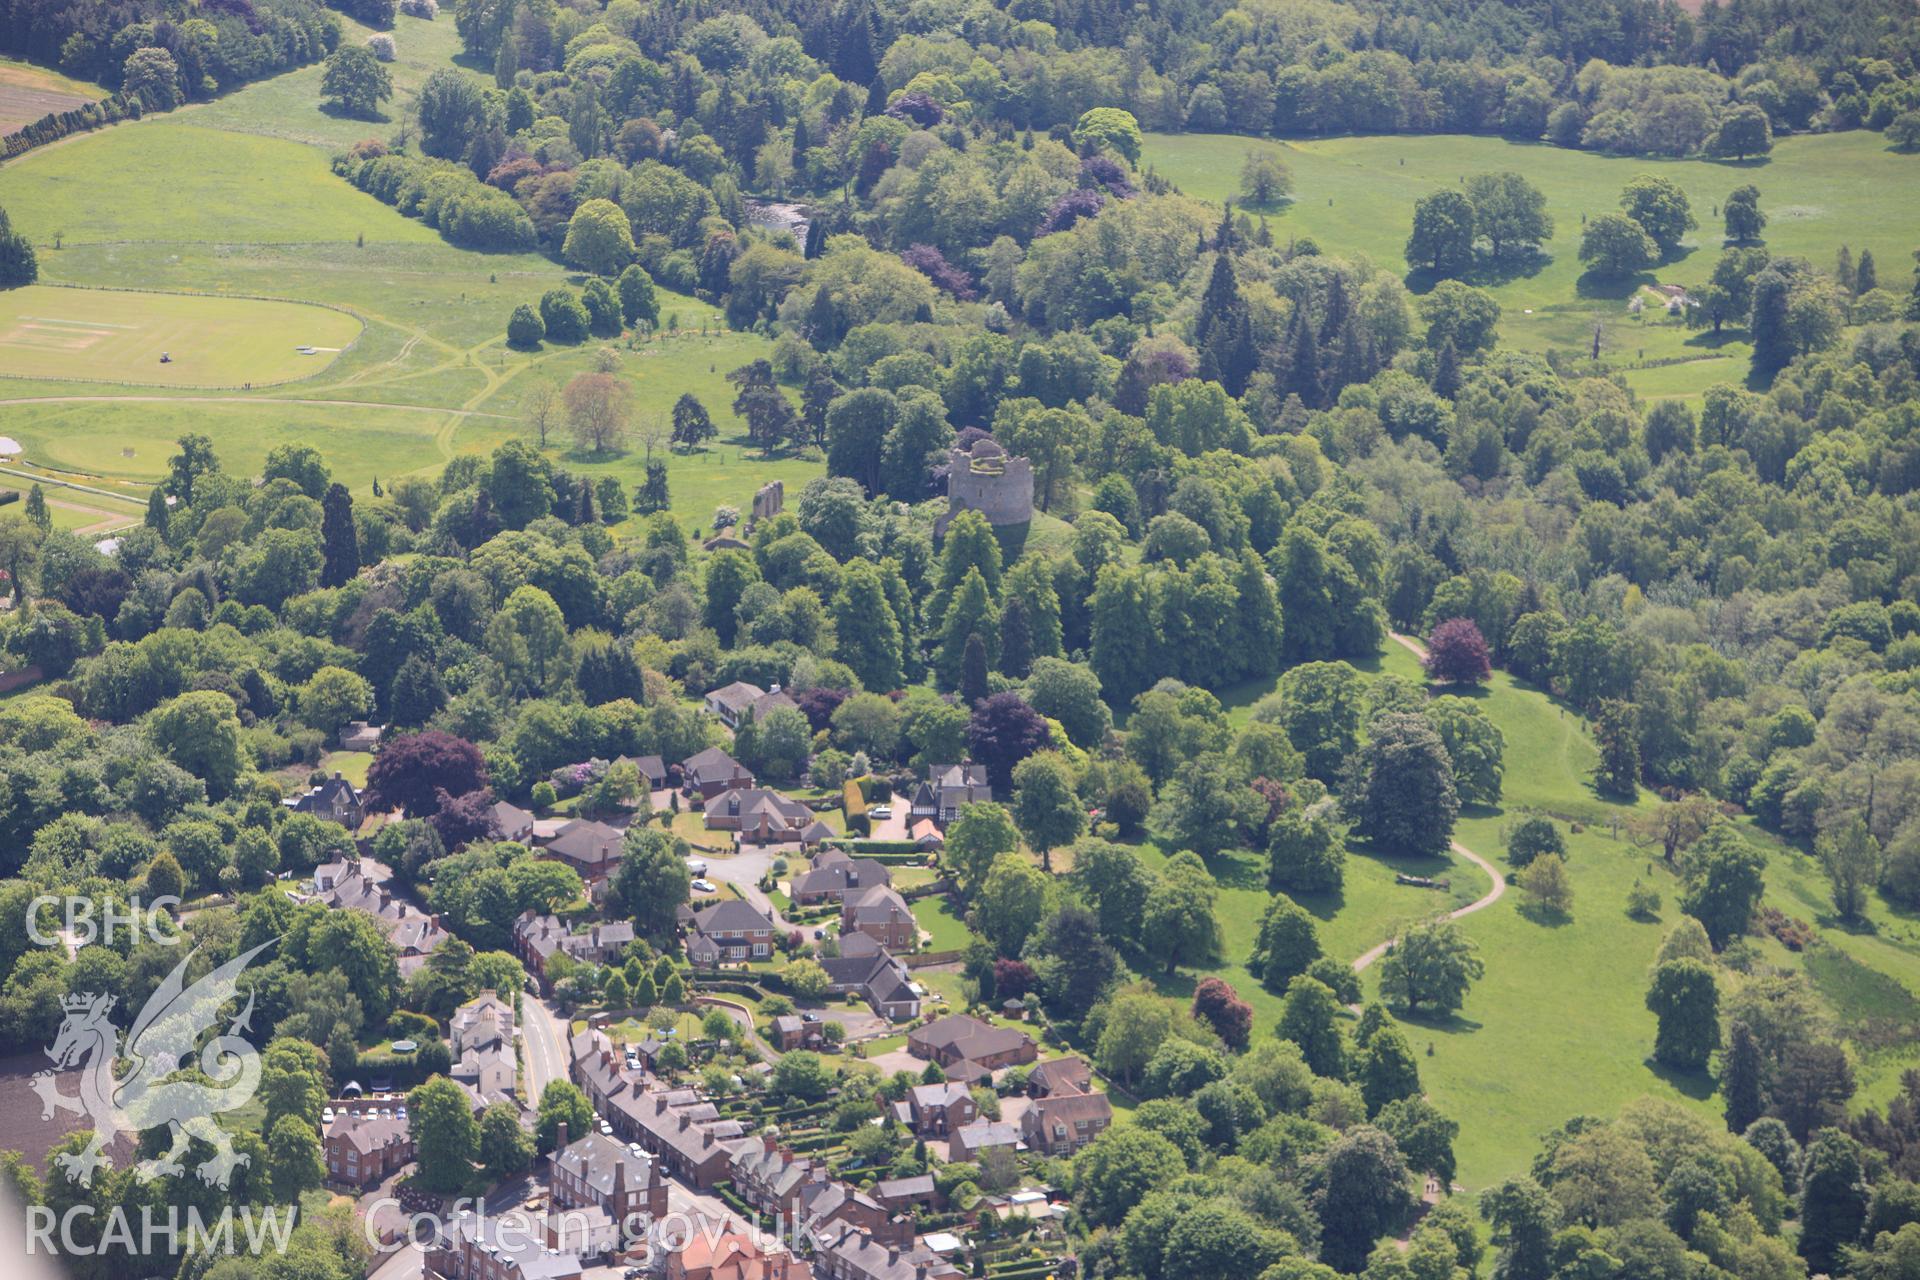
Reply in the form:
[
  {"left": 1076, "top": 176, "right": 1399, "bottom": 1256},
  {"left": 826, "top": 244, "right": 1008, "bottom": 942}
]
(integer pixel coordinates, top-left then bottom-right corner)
[{"left": 4, "top": 0, "right": 1920, "bottom": 1278}]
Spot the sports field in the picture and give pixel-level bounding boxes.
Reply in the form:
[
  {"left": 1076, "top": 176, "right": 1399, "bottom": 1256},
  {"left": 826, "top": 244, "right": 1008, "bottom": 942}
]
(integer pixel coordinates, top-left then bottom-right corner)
[{"left": 0, "top": 285, "right": 362, "bottom": 386}]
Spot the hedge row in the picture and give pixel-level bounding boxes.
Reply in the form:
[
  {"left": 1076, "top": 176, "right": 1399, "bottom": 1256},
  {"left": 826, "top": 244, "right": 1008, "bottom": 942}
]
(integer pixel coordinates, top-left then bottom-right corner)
[
  {"left": 2, "top": 94, "right": 142, "bottom": 162},
  {"left": 334, "top": 151, "right": 537, "bottom": 253}
]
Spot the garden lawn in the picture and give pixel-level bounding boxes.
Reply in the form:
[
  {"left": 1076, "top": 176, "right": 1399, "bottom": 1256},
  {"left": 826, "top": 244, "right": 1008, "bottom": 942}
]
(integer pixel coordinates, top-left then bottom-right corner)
[{"left": 912, "top": 896, "right": 976, "bottom": 952}]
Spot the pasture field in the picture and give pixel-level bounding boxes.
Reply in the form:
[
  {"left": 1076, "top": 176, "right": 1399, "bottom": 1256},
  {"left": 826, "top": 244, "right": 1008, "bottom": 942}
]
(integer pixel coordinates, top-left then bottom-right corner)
[
  {"left": 186, "top": 13, "right": 490, "bottom": 151},
  {"left": 0, "top": 285, "right": 362, "bottom": 386},
  {"left": 1144, "top": 130, "right": 1920, "bottom": 400},
  {"left": 0, "top": 58, "right": 102, "bottom": 133},
  {"left": 0, "top": 60, "right": 810, "bottom": 526},
  {"left": 0, "top": 122, "right": 445, "bottom": 247}
]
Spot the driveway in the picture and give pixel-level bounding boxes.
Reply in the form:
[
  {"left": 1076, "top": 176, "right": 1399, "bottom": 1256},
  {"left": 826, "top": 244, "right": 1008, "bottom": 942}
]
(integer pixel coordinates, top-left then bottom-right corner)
[
  {"left": 699, "top": 846, "right": 786, "bottom": 926},
  {"left": 815, "top": 1007, "right": 887, "bottom": 1041},
  {"left": 866, "top": 1049, "right": 924, "bottom": 1078},
  {"left": 866, "top": 808, "right": 910, "bottom": 840}
]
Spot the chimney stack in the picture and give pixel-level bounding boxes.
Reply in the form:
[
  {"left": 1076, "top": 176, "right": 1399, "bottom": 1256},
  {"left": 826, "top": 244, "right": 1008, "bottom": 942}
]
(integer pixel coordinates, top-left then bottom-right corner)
[{"left": 557, "top": 1121, "right": 569, "bottom": 1152}]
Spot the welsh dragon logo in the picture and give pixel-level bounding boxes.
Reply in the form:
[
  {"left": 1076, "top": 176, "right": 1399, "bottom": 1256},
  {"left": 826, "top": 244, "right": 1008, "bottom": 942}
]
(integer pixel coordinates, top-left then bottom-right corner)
[{"left": 32, "top": 940, "right": 276, "bottom": 1188}]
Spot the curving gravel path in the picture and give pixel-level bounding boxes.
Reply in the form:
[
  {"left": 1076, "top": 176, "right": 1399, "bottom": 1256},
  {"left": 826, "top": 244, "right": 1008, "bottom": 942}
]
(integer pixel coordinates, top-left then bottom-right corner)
[{"left": 1349, "top": 632, "right": 1510, "bottom": 975}]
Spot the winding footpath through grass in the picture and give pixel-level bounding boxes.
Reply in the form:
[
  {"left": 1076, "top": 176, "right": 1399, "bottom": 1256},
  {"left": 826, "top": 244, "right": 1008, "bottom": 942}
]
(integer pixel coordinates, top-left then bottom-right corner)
[{"left": 1351, "top": 633, "right": 1509, "bottom": 977}]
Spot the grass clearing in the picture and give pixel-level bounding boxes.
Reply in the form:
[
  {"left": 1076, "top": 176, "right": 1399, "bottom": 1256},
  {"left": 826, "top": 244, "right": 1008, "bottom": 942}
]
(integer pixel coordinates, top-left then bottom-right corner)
[
  {"left": 0, "top": 121, "right": 443, "bottom": 247},
  {"left": 1143, "top": 130, "right": 1920, "bottom": 399},
  {"left": 0, "top": 284, "right": 362, "bottom": 386}
]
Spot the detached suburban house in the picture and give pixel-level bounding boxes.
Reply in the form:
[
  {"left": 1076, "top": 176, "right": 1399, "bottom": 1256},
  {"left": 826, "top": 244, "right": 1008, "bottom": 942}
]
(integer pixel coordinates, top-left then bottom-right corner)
[
  {"left": 616, "top": 753, "right": 669, "bottom": 791},
  {"left": 681, "top": 746, "right": 756, "bottom": 799},
  {"left": 841, "top": 883, "right": 917, "bottom": 950},
  {"left": 489, "top": 799, "right": 536, "bottom": 843},
  {"left": 707, "top": 787, "right": 834, "bottom": 848},
  {"left": 907, "top": 1015, "right": 1037, "bottom": 1071},
  {"left": 685, "top": 899, "right": 778, "bottom": 966},
  {"left": 286, "top": 773, "right": 365, "bottom": 828},
  {"left": 539, "top": 818, "right": 624, "bottom": 880},
  {"left": 1019, "top": 1087, "right": 1113, "bottom": 1156},
  {"left": 819, "top": 934, "right": 920, "bottom": 1022},
  {"left": 791, "top": 849, "right": 891, "bottom": 906},
  {"left": 704, "top": 681, "right": 802, "bottom": 729},
  {"left": 909, "top": 763, "right": 991, "bottom": 825}
]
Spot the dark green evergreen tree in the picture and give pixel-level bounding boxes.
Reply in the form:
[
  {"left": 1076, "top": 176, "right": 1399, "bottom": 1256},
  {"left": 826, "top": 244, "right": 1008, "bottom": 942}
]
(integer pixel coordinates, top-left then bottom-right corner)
[{"left": 320, "top": 483, "right": 359, "bottom": 588}]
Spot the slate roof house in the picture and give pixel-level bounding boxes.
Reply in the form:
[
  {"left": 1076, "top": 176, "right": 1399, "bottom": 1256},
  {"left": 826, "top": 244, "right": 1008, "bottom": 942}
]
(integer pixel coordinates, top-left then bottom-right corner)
[
  {"left": 818, "top": 934, "right": 920, "bottom": 1021},
  {"left": 704, "top": 681, "right": 801, "bottom": 729},
  {"left": 489, "top": 799, "right": 536, "bottom": 842},
  {"left": 909, "top": 764, "right": 991, "bottom": 825},
  {"left": 311, "top": 858, "right": 449, "bottom": 976},
  {"left": 791, "top": 850, "right": 892, "bottom": 905},
  {"left": 681, "top": 747, "right": 756, "bottom": 799},
  {"left": 616, "top": 754, "right": 669, "bottom": 790},
  {"left": 539, "top": 818, "right": 624, "bottom": 880},
  {"left": 841, "top": 883, "right": 917, "bottom": 950},
  {"left": 813, "top": 1225, "right": 962, "bottom": 1280},
  {"left": 449, "top": 991, "right": 516, "bottom": 1100},
  {"left": 905, "top": 1082, "right": 976, "bottom": 1137},
  {"left": 514, "top": 912, "right": 635, "bottom": 989},
  {"left": 706, "top": 787, "right": 833, "bottom": 847},
  {"left": 1019, "top": 1088, "right": 1113, "bottom": 1156},
  {"left": 428, "top": 1208, "right": 582, "bottom": 1280},
  {"left": 948, "top": 1119, "right": 1021, "bottom": 1161},
  {"left": 550, "top": 1124, "right": 670, "bottom": 1222},
  {"left": 287, "top": 773, "right": 365, "bottom": 828},
  {"left": 685, "top": 899, "right": 778, "bottom": 966},
  {"left": 906, "top": 1015, "right": 1036, "bottom": 1071},
  {"left": 324, "top": 1109, "right": 412, "bottom": 1188}
]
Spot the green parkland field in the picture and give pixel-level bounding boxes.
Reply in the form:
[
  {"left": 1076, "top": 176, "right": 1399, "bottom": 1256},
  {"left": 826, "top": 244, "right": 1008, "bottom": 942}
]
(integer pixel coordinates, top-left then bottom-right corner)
[
  {"left": 0, "top": 285, "right": 361, "bottom": 386},
  {"left": 0, "top": 12, "right": 807, "bottom": 524},
  {"left": 1144, "top": 129, "right": 1920, "bottom": 402}
]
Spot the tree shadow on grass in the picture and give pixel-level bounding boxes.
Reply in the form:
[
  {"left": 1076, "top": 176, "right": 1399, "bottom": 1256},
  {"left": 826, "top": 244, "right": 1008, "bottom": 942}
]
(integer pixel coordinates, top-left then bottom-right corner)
[
  {"left": 1575, "top": 269, "right": 1655, "bottom": 301},
  {"left": 319, "top": 102, "right": 392, "bottom": 125},
  {"left": 1515, "top": 900, "right": 1573, "bottom": 929},
  {"left": 1393, "top": 1006, "right": 1484, "bottom": 1036},
  {"left": 1681, "top": 328, "right": 1746, "bottom": 352},
  {"left": 1467, "top": 248, "right": 1555, "bottom": 290},
  {"left": 1201, "top": 846, "right": 1269, "bottom": 893},
  {"left": 1294, "top": 884, "right": 1349, "bottom": 926},
  {"left": 1645, "top": 1058, "right": 1719, "bottom": 1101}
]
